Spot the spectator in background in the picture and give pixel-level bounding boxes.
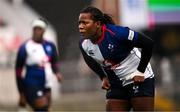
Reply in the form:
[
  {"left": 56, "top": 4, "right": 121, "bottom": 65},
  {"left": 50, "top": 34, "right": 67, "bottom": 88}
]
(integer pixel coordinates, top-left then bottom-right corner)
[
  {"left": 78, "top": 6, "right": 155, "bottom": 111},
  {"left": 15, "top": 18, "right": 62, "bottom": 111}
]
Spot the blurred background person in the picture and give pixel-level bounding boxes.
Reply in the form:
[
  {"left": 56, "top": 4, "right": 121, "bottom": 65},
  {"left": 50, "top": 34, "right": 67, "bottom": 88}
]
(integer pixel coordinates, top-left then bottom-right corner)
[{"left": 15, "top": 18, "right": 62, "bottom": 111}]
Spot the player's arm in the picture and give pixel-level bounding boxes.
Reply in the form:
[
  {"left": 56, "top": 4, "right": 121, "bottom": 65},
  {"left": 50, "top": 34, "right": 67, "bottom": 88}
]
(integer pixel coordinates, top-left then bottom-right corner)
[
  {"left": 51, "top": 43, "right": 62, "bottom": 82},
  {"left": 115, "top": 26, "right": 154, "bottom": 81},
  {"left": 15, "top": 44, "right": 27, "bottom": 110},
  {"left": 115, "top": 26, "right": 154, "bottom": 72},
  {"left": 129, "top": 32, "right": 154, "bottom": 83},
  {"left": 134, "top": 32, "right": 154, "bottom": 73},
  {"left": 15, "top": 44, "right": 26, "bottom": 93},
  {"left": 79, "top": 43, "right": 107, "bottom": 80}
]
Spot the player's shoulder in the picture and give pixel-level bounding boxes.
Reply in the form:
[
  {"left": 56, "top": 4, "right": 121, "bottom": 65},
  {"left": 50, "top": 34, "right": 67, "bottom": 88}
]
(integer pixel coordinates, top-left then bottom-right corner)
[
  {"left": 43, "top": 40, "right": 56, "bottom": 47},
  {"left": 79, "top": 37, "right": 86, "bottom": 47},
  {"left": 79, "top": 37, "right": 85, "bottom": 44},
  {"left": 17, "top": 39, "right": 30, "bottom": 53},
  {"left": 79, "top": 38, "right": 92, "bottom": 45},
  {"left": 106, "top": 24, "right": 130, "bottom": 40},
  {"left": 106, "top": 24, "right": 129, "bottom": 33},
  {"left": 43, "top": 39, "right": 54, "bottom": 44},
  {"left": 19, "top": 39, "right": 30, "bottom": 48},
  {"left": 79, "top": 38, "right": 93, "bottom": 51}
]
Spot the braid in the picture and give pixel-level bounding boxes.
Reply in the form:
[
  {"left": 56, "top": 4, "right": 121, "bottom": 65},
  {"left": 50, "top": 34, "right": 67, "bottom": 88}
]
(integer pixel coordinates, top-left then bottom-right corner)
[
  {"left": 80, "top": 6, "right": 115, "bottom": 25},
  {"left": 102, "top": 13, "right": 115, "bottom": 25}
]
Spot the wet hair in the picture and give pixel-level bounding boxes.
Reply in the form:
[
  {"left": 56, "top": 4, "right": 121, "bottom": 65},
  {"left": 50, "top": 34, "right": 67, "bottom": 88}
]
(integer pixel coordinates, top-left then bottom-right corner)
[{"left": 80, "top": 6, "right": 115, "bottom": 25}]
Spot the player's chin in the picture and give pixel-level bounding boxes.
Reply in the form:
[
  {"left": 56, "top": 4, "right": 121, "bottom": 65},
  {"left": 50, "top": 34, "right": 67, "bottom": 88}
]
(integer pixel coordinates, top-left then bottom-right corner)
[
  {"left": 80, "top": 33, "right": 89, "bottom": 39},
  {"left": 80, "top": 33, "right": 84, "bottom": 36},
  {"left": 83, "top": 36, "right": 89, "bottom": 39}
]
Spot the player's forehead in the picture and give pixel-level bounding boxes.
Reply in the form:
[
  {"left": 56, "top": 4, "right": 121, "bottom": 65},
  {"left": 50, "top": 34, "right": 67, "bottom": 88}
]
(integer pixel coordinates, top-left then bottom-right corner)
[
  {"left": 79, "top": 13, "right": 93, "bottom": 21},
  {"left": 33, "top": 26, "right": 44, "bottom": 31}
]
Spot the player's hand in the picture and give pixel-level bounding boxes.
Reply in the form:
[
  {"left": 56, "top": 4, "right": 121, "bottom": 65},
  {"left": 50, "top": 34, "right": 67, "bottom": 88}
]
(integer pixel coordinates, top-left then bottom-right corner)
[
  {"left": 133, "top": 75, "right": 145, "bottom": 84},
  {"left": 132, "top": 71, "right": 145, "bottom": 83},
  {"left": 19, "top": 92, "right": 26, "bottom": 107},
  {"left": 125, "top": 70, "right": 145, "bottom": 83},
  {"left": 56, "top": 73, "right": 63, "bottom": 83},
  {"left": 101, "top": 77, "right": 111, "bottom": 90}
]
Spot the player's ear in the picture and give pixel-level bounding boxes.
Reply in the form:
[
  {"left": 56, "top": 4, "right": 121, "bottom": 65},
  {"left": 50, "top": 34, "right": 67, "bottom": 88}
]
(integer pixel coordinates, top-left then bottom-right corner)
[{"left": 96, "top": 21, "right": 101, "bottom": 28}]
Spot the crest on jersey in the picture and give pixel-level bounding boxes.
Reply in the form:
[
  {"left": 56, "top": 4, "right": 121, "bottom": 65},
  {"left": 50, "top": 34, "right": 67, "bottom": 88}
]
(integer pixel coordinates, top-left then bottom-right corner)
[
  {"left": 108, "top": 44, "right": 114, "bottom": 52},
  {"left": 46, "top": 46, "right": 52, "bottom": 52},
  {"left": 133, "top": 85, "right": 139, "bottom": 94}
]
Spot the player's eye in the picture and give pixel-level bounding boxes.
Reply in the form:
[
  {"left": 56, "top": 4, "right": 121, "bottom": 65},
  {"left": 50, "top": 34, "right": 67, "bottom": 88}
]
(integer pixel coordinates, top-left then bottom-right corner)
[
  {"left": 78, "top": 21, "right": 81, "bottom": 25},
  {"left": 78, "top": 21, "right": 87, "bottom": 25}
]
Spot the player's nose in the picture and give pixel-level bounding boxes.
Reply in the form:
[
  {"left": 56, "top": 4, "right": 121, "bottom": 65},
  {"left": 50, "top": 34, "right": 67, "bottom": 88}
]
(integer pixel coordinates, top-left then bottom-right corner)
[
  {"left": 79, "top": 23, "right": 84, "bottom": 29},
  {"left": 79, "top": 25, "right": 85, "bottom": 33}
]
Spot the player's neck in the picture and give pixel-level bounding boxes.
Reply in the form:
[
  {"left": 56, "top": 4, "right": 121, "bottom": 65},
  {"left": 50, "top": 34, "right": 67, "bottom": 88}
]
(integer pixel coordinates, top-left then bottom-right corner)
[
  {"left": 32, "top": 37, "right": 43, "bottom": 43},
  {"left": 91, "top": 26, "right": 102, "bottom": 43}
]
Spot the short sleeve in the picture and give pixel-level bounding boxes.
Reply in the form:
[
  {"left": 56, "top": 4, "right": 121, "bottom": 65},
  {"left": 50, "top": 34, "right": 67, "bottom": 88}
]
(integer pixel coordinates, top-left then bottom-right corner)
[
  {"left": 114, "top": 26, "right": 138, "bottom": 44},
  {"left": 15, "top": 43, "right": 27, "bottom": 69}
]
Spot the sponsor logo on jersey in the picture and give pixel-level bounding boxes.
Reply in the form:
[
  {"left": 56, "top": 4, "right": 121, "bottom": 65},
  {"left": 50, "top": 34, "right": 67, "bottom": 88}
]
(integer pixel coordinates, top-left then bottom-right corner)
[
  {"left": 88, "top": 50, "right": 94, "bottom": 56},
  {"left": 128, "top": 30, "right": 134, "bottom": 41}
]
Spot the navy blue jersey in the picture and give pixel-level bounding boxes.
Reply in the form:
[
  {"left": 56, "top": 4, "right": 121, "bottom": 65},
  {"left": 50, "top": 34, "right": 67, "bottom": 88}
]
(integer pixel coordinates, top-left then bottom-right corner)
[
  {"left": 79, "top": 24, "right": 154, "bottom": 86},
  {"left": 15, "top": 39, "right": 59, "bottom": 92}
]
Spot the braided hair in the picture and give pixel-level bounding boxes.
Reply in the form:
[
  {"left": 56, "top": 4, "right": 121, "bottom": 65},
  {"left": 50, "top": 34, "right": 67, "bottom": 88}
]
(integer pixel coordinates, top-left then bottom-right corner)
[{"left": 80, "top": 6, "right": 115, "bottom": 25}]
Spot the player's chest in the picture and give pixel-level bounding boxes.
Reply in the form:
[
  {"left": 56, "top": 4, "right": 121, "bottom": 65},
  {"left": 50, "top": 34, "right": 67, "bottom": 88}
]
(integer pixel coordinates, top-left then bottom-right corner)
[
  {"left": 85, "top": 39, "right": 121, "bottom": 62},
  {"left": 25, "top": 41, "right": 52, "bottom": 62}
]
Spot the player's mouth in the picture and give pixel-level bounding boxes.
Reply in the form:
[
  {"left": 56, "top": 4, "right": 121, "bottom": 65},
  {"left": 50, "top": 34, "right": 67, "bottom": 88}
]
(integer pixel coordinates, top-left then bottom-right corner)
[
  {"left": 80, "top": 32, "right": 86, "bottom": 37},
  {"left": 80, "top": 32, "right": 84, "bottom": 36}
]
